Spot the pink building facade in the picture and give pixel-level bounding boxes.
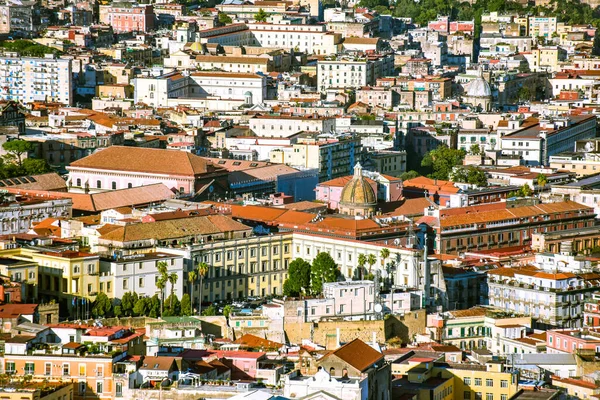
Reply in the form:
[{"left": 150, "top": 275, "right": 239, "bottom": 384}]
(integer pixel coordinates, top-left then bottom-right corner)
[
  {"left": 99, "top": 4, "right": 155, "bottom": 33},
  {"left": 546, "top": 327, "right": 600, "bottom": 354},
  {"left": 315, "top": 176, "right": 377, "bottom": 210},
  {"left": 584, "top": 294, "right": 600, "bottom": 327}
]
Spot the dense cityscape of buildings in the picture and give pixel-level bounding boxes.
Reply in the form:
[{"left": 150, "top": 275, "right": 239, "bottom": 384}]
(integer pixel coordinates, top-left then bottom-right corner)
[{"left": 1, "top": 0, "right": 600, "bottom": 399}]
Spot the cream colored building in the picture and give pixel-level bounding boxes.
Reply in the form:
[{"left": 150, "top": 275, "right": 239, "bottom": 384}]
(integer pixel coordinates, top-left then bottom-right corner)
[
  {"left": 164, "top": 52, "right": 272, "bottom": 74},
  {"left": 292, "top": 232, "right": 421, "bottom": 286},
  {"left": 247, "top": 23, "right": 341, "bottom": 55},
  {"left": 524, "top": 46, "right": 566, "bottom": 72},
  {"left": 250, "top": 115, "right": 335, "bottom": 137},
  {"left": 159, "top": 233, "right": 294, "bottom": 302},
  {"left": 0, "top": 247, "right": 100, "bottom": 312}
]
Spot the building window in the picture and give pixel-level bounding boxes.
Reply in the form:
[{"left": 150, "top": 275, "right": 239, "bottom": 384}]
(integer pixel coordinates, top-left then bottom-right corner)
[
  {"left": 475, "top": 378, "right": 482, "bottom": 386},
  {"left": 25, "top": 362, "right": 34, "bottom": 375},
  {"left": 112, "top": 181, "right": 116, "bottom": 190},
  {"left": 76, "top": 178, "right": 81, "bottom": 186},
  {"left": 79, "top": 364, "right": 86, "bottom": 376},
  {"left": 486, "top": 394, "right": 493, "bottom": 400},
  {"left": 79, "top": 382, "right": 86, "bottom": 395},
  {"left": 45, "top": 362, "right": 52, "bottom": 375},
  {"left": 464, "top": 392, "right": 471, "bottom": 400},
  {"left": 486, "top": 379, "right": 493, "bottom": 387},
  {"left": 500, "top": 380, "right": 508, "bottom": 388},
  {"left": 464, "top": 377, "right": 471, "bottom": 385},
  {"left": 63, "top": 363, "right": 70, "bottom": 376},
  {"left": 97, "top": 382, "right": 103, "bottom": 393},
  {"left": 96, "top": 180, "right": 101, "bottom": 189},
  {"left": 5, "top": 361, "right": 15, "bottom": 374}
]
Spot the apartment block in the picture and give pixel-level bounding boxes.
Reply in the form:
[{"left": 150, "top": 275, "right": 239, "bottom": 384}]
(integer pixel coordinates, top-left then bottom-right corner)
[
  {"left": 317, "top": 54, "right": 394, "bottom": 92},
  {"left": 420, "top": 200, "right": 596, "bottom": 255},
  {"left": 99, "top": 252, "right": 185, "bottom": 301},
  {"left": 269, "top": 134, "right": 360, "bottom": 182},
  {"left": 0, "top": 54, "right": 72, "bottom": 105},
  {"left": 249, "top": 115, "right": 335, "bottom": 138},
  {"left": 159, "top": 233, "right": 294, "bottom": 302},
  {"left": 500, "top": 115, "right": 596, "bottom": 166},
  {"left": 133, "top": 71, "right": 266, "bottom": 108},
  {"left": 488, "top": 254, "right": 600, "bottom": 328},
  {"left": 99, "top": 3, "right": 155, "bottom": 33}
]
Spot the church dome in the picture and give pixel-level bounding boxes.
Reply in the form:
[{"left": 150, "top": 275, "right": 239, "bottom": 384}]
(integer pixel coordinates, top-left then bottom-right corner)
[
  {"left": 340, "top": 163, "right": 376, "bottom": 206},
  {"left": 466, "top": 68, "right": 492, "bottom": 98}
]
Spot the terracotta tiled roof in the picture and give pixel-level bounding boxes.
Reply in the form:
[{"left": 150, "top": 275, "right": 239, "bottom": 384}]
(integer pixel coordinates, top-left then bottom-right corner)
[
  {"left": 387, "top": 198, "right": 431, "bottom": 217},
  {"left": 318, "top": 175, "right": 376, "bottom": 188},
  {"left": 448, "top": 306, "right": 488, "bottom": 318},
  {"left": 140, "top": 356, "right": 178, "bottom": 372},
  {"left": 0, "top": 304, "right": 37, "bottom": 318},
  {"left": 325, "top": 339, "right": 383, "bottom": 373},
  {"left": 100, "top": 215, "right": 250, "bottom": 243},
  {"left": 403, "top": 176, "right": 460, "bottom": 194},
  {"left": 233, "top": 334, "right": 283, "bottom": 350},
  {"left": 69, "top": 146, "right": 225, "bottom": 177}
]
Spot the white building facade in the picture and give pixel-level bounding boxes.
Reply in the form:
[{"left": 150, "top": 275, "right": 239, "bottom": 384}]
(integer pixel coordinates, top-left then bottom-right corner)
[
  {"left": 0, "top": 54, "right": 72, "bottom": 105},
  {"left": 99, "top": 252, "right": 185, "bottom": 301}
]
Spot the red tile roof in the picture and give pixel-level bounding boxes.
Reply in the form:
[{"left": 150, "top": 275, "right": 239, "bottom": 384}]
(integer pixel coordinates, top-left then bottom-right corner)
[{"left": 324, "top": 339, "right": 383, "bottom": 372}]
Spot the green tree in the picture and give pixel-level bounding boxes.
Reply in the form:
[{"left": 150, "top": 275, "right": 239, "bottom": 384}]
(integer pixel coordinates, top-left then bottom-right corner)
[
  {"left": 223, "top": 304, "right": 233, "bottom": 318},
  {"left": 188, "top": 269, "right": 197, "bottom": 314},
  {"left": 148, "top": 295, "right": 161, "bottom": 318},
  {"left": 310, "top": 252, "right": 339, "bottom": 295},
  {"left": 91, "top": 293, "right": 112, "bottom": 318},
  {"left": 536, "top": 174, "right": 548, "bottom": 190},
  {"left": 380, "top": 248, "right": 390, "bottom": 268},
  {"left": 113, "top": 305, "right": 122, "bottom": 318},
  {"left": 21, "top": 158, "right": 51, "bottom": 175},
  {"left": 366, "top": 253, "right": 377, "bottom": 273},
  {"left": 421, "top": 146, "right": 466, "bottom": 180},
  {"left": 168, "top": 272, "right": 178, "bottom": 309},
  {"left": 519, "top": 184, "right": 533, "bottom": 197},
  {"left": 282, "top": 258, "right": 311, "bottom": 297},
  {"left": 202, "top": 304, "right": 217, "bottom": 316},
  {"left": 254, "top": 8, "right": 268, "bottom": 22},
  {"left": 218, "top": 12, "right": 232, "bottom": 24},
  {"left": 469, "top": 144, "right": 481, "bottom": 155},
  {"left": 197, "top": 262, "right": 209, "bottom": 315},
  {"left": 518, "top": 87, "right": 533, "bottom": 102},
  {"left": 449, "top": 166, "right": 488, "bottom": 186},
  {"left": 120, "top": 292, "right": 137, "bottom": 317},
  {"left": 2, "top": 140, "right": 33, "bottom": 167},
  {"left": 164, "top": 294, "right": 181, "bottom": 317},
  {"left": 357, "top": 253, "right": 367, "bottom": 280},
  {"left": 181, "top": 294, "right": 192, "bottom": 316},
  {"left": 156, "top": 261, "right": 169, "bottom": 317},
  {"left": 593, "top": 31, "right": 600, "bottom": 56},
  {"left": 399, "top": 170, "right": 420, "bottom": 180},
  {"left": 133, "top": 297, "right": 148, "bottom": 316}
]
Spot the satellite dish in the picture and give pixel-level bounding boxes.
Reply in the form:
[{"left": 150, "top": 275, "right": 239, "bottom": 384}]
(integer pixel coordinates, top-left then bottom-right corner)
[{"left": 374, "top": 304, "right": 383, "bottom": 313}]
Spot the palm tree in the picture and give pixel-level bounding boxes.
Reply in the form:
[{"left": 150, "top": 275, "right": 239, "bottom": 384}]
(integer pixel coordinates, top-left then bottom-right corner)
[
  {"left": 188, "top": 269, "right": 198, "bottom": 314},
  {"left": 197, "top": 262, "right": 209, "bottom": 315},
  {"left": 357, "top": 253, "right": 367, "bottom": 280},
  {"left": 367, "top": 253, "right": 377, "bottom": 273},
  {"left": 380, "top": 248, "right": 390, "bottom": 267},
  {"left": 536, "top": 174, "right": 548, "bottom": 192},
  {"left": 156, "top": 261, "right": 168, "bottom": 317},
  {"left": 168, "top": 272, "right": 178, "bottom": 309}
]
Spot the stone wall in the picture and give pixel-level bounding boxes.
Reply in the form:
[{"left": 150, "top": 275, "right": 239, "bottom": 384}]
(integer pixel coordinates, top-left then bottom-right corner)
[{"left": 283, "top": 310, "right": 426, "bottom": 348}]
